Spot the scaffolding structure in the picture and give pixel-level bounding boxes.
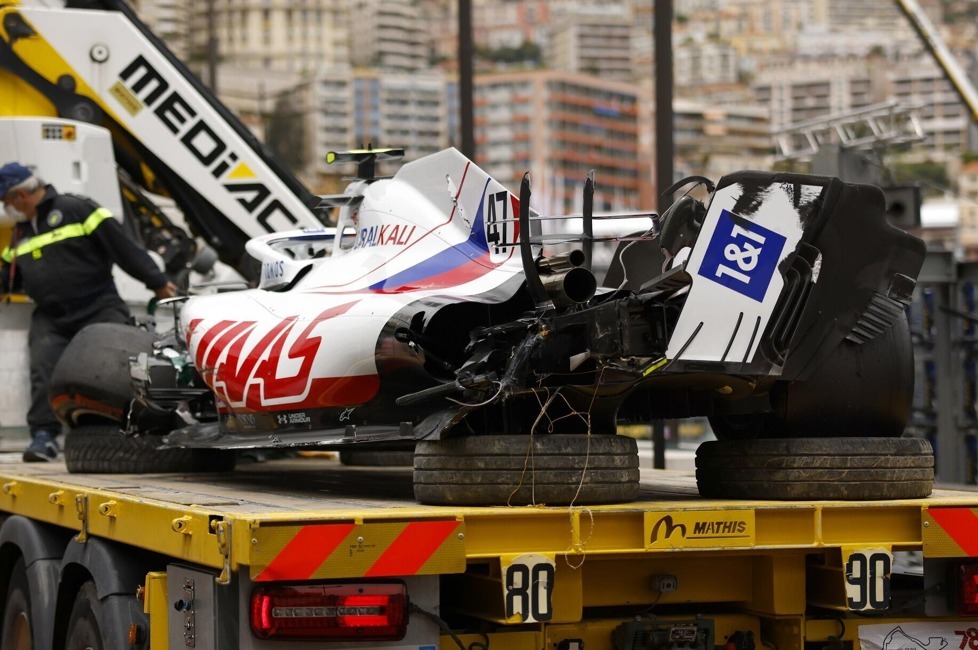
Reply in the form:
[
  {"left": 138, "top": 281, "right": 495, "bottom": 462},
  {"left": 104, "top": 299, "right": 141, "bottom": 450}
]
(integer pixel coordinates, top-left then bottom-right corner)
[{"left": 773, "top": 101, "right": 926, "bottom": 163}]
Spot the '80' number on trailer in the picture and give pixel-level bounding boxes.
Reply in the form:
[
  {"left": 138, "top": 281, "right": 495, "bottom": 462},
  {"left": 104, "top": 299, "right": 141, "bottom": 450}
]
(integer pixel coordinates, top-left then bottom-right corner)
[{"left": 503, "top": 554, "right": 555, "bottom": 623}]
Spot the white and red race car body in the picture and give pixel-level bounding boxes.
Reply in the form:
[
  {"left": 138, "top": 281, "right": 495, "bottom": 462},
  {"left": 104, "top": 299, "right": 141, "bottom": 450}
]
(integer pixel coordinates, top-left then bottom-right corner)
[
  {"left": 177, "top": 149, "right": 532, "bottom": 444},
  {"left": 132, "top": 149, "right": 925, "bottom": 451}
]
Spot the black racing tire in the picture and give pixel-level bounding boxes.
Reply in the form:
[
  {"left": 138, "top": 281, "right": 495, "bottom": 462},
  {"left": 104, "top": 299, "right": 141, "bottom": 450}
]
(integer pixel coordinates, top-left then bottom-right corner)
[
  {"left": 414, "top": 434, "right": 639, "bottom": 506},
  {"left": 710, "top": 314, "right": 914, "bottom": 441},
  {"left": 49, "top": 323, "right": 156, "bottom": 426},
  {"left": 695, "top": 437, "right": 934, "bottom": 500},
  {"left": 64, "top": 582, "right": 102, "bottom": 650},
  {"left": 64, "top": 424, "right": 236, "bottom": 474},
  {"left": 1, "top": 557, "right": 32, "bottom": 650},
  {"left": 339, "top": 449, "right": 415, "bottom": 467}
]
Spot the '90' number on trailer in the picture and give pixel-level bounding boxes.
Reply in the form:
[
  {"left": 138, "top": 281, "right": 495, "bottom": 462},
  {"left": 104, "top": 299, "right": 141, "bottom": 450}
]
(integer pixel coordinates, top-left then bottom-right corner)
[
  {"left": 844, "top": 548, "right": 892, "bottom": 611},
  {"left": 503, "top": 554, "right": 555, "bottom": 623}
]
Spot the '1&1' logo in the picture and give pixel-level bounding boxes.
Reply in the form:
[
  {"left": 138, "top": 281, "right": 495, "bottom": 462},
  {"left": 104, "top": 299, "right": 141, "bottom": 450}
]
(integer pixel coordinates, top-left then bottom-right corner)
[{"left": 697, "top": 209, "right": 787, "bottom": 302}]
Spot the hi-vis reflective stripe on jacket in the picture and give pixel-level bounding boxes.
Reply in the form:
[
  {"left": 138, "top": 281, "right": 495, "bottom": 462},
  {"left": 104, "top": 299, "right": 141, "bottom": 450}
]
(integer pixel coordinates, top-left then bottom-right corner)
[{"left": 1, "top": 208, "right": 113, "bottom": 263}]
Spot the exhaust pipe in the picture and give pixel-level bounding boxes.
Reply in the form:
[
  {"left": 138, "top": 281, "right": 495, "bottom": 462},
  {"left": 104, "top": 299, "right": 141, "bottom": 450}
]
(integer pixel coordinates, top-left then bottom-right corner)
[
  {"left": 536, "top": 249, "right": 586, "bottom": 273},
  {"left": 540, "top": 266, "right": 597, "bottom": 306}
]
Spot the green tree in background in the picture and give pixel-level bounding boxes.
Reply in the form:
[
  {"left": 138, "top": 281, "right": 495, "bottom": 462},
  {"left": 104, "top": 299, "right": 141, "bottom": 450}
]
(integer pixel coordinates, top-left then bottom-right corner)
[
  {"left": 888, "top": 160, "right": 950, "bottom": 197},
  {"left": 265, "top": 93, "right": 306, "bottom": 172}
]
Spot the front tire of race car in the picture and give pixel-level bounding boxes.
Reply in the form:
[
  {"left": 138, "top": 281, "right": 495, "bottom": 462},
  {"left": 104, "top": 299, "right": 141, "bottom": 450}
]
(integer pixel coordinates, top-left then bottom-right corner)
[
  {"left": 49, "top": 323, "right": 156, "bottom": 427},
  {"left": 695, "top": 436, "right": 934, "bottom": 500},
  {"left": 64, "top": 425, "right": 236, "bottom": 473},
  {"left": 709, "top": 312, "right": 914, "bottom": 440},
  {"left": 413, "top": 434, "right": 640, "bottom": 506}
]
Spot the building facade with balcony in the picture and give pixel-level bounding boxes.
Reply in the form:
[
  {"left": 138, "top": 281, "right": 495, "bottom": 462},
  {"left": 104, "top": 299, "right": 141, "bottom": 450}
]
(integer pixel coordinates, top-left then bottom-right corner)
[
  {"left": 674, "top": 99, "right": 774, "bottom": 180},
  {"left": 349, "top": 0, "right": 428, "bottom": 72},
  {"left": 190, "top": 0, "right": 350, "bottom": 74},
  {"left": 311, "top": 70, "right": 452, "bottom": 185},
  {"left": 474, "top": 70, "right": 653, "bottom": 216}
]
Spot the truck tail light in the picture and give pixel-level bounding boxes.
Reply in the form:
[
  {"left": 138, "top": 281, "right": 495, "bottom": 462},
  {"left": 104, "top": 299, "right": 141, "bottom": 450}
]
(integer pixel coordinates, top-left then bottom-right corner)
[
  {"left": 250, "top": 582, "right": 408, "bottom": 641},
  {"left": 959, "top": 564, "right": 978, "bottom": 616}
]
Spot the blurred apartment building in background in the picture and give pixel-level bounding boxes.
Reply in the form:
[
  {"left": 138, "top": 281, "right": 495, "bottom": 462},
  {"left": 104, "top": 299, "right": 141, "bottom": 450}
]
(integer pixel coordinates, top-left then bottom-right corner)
[{"left": 132, "top": 0, "right": 978, "bottom": 238}]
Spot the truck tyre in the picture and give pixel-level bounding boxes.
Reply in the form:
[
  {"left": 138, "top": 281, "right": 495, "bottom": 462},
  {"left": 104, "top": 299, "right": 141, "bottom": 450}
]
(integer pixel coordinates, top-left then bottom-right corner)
[
  {"left": 1, "top": 557, "right": 32, "bottom": 650},
  {"left": 64, "top": 425, "right": 236, "bottom": 474},
  {"left": 64, "top": 581, "right": 103, "bottom": 650},
  {"left": 695, "top": 437, "right": 934, "bottom": 500},
  {"left": 49, "top": 323, "right": 155, "bottom": 426},
  {"left": 414, "top": 434, "right": 640, "bottom": 506},
  {"left": 709, "top": 314, "right": 914, "bottom": 441}
]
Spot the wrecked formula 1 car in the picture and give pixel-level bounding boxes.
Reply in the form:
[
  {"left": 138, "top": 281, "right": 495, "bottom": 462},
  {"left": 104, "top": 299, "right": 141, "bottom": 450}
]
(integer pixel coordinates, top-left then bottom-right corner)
[{"left": 50, "top": 148, "right": 932, "bottom": 505}]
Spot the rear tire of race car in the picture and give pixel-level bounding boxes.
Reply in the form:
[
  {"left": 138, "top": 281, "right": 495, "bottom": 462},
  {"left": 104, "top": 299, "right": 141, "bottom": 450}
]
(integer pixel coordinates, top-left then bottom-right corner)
[
  {"left": 695, "top": 436, "right": 934, "bottom": 500},
  {"left": 709, "top": 313, "right": 914, "bottom": 441},
  {"left": 49, "top": 323, "right": 156, "bottom": 426},
  {"left": 64, "top": 425, "right": 236, "bottom": 474},
  {"left": 413, "top": 434, "right": 640, "bottom": 506}
]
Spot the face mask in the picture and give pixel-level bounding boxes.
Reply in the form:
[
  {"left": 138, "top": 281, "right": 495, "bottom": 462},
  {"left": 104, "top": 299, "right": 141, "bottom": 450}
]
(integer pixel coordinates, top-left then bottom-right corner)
[{"left": 0, "top": 204, "right": 25, "bottom": 227}]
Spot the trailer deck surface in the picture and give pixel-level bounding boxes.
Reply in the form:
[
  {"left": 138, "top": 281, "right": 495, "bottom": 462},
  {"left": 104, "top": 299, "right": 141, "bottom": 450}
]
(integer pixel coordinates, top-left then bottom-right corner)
[{"left": 0, "top": 453, "right": 973, "bottom": 577}]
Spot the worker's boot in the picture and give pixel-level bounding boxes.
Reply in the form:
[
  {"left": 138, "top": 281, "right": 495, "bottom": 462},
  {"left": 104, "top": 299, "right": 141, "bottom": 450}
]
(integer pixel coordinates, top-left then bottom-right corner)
[{"left": 23, "top": 430, "right": 59, "bottom": 462}]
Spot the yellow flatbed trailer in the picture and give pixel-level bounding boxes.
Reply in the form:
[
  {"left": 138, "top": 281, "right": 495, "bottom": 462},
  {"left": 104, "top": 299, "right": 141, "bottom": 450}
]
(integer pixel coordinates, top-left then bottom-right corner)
[{"left": 0, "top": 454, "right": 976, "bottom": 650}]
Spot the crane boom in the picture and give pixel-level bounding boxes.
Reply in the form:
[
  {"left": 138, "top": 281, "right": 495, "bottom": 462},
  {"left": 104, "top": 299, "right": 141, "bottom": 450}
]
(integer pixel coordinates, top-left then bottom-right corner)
[
  {"left": 893, "top": 0, "right": 978, "bottom": 123},
  {"left": 0, "top": 0, "right": 327, "bottom": 281}
]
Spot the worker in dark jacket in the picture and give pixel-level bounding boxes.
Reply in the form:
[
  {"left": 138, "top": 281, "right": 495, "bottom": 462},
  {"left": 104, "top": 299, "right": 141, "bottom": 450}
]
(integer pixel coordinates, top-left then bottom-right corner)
[{"left": 0, "top": 162, "right": 176, "bottom": 462}]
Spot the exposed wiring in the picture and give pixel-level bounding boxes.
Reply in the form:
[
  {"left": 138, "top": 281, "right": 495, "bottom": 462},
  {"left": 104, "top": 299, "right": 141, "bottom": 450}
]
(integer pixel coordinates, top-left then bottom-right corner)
[
  {"left": 851, "top": 581, "right": 943, "bottom": 616},
  {"left": 508, "top": 370, "right": 607, "bottom": 571},
  {"left": 507, "top": 374, "right": 600, "bottom": 507},
  {"left": 635, "top": 590, "right": 663, "bottom": 615},
  {"left": 506, "top": 387, "right": 564, "bottom": 506},
  {"left": 813, "top": 614, "right": 846, "bottom": 649},
  {"left": 409, "top": 603, "right": 490, "bottom": 650},
  {"left": 568, "top": 366, "right": 606, "bottom": 508},
  {"left": 809, "top": 614, "right": 846, "bottom": 650},
  {"left": 445, "top": 380, "right": 504, "bottom": 408},
  {"left": 615, "top": 225, "right": 659, "bottom": 292},
  {"left": 564, "top": 505, "right": 594, "bottom": 570},
  {"left": 529, "top": 387, "right": 591, "bottom": 433}
]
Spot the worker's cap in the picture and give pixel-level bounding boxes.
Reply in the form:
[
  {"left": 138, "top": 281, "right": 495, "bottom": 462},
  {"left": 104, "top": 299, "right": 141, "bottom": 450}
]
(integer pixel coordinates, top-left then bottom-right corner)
[{"left": 0, "top": 163, "right": 34, "bottom": 198}]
